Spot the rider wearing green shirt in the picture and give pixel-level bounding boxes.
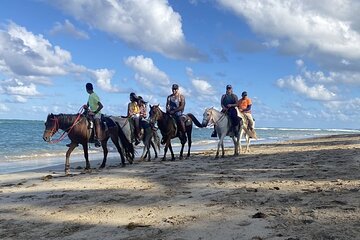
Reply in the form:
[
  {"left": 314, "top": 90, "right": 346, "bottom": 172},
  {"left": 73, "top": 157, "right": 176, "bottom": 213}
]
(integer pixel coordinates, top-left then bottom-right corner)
[{"left": 84, "top": 83, "right": 103, "bottom": 147}]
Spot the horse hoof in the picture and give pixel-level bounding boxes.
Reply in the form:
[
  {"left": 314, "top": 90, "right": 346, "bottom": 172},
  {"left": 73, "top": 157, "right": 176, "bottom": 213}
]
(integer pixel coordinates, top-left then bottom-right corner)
[
  {"left": 161, "top": 158, "right": 166, "bottom": 161},
  {"left": 121, "top": 163, "right": 126, "bottom": 167}
]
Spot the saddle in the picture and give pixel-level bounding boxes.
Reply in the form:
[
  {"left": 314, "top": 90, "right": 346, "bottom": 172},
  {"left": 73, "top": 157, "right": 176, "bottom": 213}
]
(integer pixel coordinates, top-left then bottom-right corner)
[{"left": 100, "top": 114, "right": 117, "bottom": 130}]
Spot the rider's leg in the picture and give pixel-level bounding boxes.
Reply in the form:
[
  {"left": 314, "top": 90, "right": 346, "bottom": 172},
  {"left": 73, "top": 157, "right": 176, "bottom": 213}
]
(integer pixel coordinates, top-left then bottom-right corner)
[
  {"left": 94, "top": 117, "right": 101, "bottom": 147},
  {"left": 134, "top": 116, "right": 141, "bottom": 145},
  {"left": 245, "top": 113, "right": 254, "bottom": 130}
]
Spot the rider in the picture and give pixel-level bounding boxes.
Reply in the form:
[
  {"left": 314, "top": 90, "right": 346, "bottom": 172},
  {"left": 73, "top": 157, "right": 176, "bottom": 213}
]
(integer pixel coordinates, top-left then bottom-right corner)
[
  {"left": 166, "top": 83, "right": 187, "bottom": 142},
  {"left": 238, "top": 91, "right": 254, "bottom": 131},
  {"left": 84, "top": 82, "right": 103, "bottom": 147},
  {"left": 127, "top": 92, "right": 141, "bottom": 145},
  {"left": 138, "top": 96, "right": 148, "bottom": 119},
  {"left": 138, "top": 95, "right": 148, "bottom": 136},
  {"left": 211, "top": 84, "right": 239, "bottom": 137}
]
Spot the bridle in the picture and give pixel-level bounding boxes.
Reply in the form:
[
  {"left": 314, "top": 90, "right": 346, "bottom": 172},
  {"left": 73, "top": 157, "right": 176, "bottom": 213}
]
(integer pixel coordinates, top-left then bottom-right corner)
[
  {"left": 45, "top": 113, "right": 83, "bottom": 144},
  {"left": 44, "top": 116, "right": 59, "bottom": 136},
  {"left": 205, "top": 108, "right": 226, "bottom": 126}
]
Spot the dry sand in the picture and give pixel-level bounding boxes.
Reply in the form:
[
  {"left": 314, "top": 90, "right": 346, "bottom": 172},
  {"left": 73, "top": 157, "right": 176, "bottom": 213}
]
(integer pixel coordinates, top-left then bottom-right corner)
[{"left": 0, "top": 134, "right": 359, "bottom": 240}]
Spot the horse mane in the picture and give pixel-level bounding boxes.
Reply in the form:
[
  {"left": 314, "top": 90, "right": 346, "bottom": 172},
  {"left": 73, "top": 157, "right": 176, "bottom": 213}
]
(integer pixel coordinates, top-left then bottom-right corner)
[{"left": 52, "top": 113, "right": 85, "bottom": 127}]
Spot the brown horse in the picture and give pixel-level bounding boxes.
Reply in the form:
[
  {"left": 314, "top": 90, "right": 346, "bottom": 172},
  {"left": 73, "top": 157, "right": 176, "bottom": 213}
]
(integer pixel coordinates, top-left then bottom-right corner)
[
  {"left": 149, "top": 105, "right": 203, "bottom": 161},
  {"left": 43, "top": 113, "right": 134, "bottom": 174}
]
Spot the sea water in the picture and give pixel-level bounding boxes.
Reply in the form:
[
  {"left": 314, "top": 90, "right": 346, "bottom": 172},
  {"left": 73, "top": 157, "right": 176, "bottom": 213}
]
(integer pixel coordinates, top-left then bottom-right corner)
[{"left": 1, "top": 119, "right": 359, "bottom": 174}]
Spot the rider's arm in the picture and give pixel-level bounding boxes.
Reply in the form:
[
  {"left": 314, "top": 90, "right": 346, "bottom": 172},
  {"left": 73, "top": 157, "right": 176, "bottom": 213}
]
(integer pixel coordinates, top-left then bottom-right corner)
[
  {"left": 166, "top": 96, "right": 171, "bottom": 113},
  {"left": 94, "top": 101, "right": 103, "bottom": 114},
  {"left": 242, "top": 104, "right": 252, "bottom": 112},
  {"left": 176, "top": 95, "right": 185, "bottom": 112},
  {"left": 221, "top": 94, "right": 227, "bottom": 110}
]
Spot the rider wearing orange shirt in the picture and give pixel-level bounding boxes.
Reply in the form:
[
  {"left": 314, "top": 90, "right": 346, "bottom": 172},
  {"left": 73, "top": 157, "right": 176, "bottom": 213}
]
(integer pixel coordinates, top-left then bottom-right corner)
[{"left": 238, "top": 91, "right": 254, "bottom": 130}]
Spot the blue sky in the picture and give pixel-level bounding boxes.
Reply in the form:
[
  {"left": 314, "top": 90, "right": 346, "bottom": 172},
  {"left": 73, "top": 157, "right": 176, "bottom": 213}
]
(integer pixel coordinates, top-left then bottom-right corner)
[{"left": 1, "top": 0, "right": 360, "bottom": 129}]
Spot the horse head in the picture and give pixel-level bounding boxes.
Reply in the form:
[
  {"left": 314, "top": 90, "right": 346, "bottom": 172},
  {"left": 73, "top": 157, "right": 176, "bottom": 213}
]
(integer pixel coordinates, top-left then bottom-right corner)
[
  {"left": 202, "top": 107, "right": 215, "bottom": 127},
  {"left": 149, "top": 104, "right": 162, "bottom": 124},
  {"left": 43, "top": 113, "right": 59, "bottom": 142}
]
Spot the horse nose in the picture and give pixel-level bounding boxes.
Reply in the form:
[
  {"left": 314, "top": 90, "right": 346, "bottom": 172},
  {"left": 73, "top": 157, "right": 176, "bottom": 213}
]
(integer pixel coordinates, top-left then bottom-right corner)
[{"left": 43, "top": 136, "right": 49, "bottom": 142}]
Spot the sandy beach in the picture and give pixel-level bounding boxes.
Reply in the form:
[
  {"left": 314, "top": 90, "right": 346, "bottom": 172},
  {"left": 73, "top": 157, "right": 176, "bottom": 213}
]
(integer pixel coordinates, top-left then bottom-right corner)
[{"left": 0, "top": 134, "right": 359, "bottom": 240}]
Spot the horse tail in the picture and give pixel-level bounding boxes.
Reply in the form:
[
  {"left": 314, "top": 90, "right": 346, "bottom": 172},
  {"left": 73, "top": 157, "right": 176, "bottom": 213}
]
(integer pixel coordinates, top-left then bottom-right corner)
[
  {"left": 187, "top": 113, "right": 204, "bottom": 128},
  {"left": 116, "top": 122, "right": 135, "bottom": 160}
]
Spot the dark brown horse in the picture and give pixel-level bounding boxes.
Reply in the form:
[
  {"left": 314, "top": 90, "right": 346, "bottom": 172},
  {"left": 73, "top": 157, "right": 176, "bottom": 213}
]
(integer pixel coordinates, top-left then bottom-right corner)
[
  {"left": 149, "top": 105, "right": 203, "bottom": 161},
  {"left": 43, "top": 113, "right": 134, "bottom": 174}
]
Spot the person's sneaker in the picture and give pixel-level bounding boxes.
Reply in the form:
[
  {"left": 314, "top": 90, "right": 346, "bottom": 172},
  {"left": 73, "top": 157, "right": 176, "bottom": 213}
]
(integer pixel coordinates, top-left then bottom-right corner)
[
  {"left": 94, "top": 140, "right": 101, "bottom": 148},
  {"left": 211, "top": 131, "right": 217, "bottom": 137}
]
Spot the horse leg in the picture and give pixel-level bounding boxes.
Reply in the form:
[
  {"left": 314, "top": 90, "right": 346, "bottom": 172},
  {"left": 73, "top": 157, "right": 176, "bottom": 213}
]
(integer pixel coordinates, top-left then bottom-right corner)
[
  {"left": 216, "top": 135, "right": 224, "bottom": 159},
  {"left": 99, "top": 138, "right": 109, "bottom": 168},
  {"left": 151, "top": 141, "right": 158, "bottom": 159},
  {"left": 246, "top": 135, "right": 251, "bottom": 153},
  {"left": 231, "top": 136, "right": 239, "bottom": 156},
  {"left": 220, "top": 135, "right": 226, "bottom": 158},
  {"left": 162, "top": 139, "right": 169, "bottom": 161},
  {"left": 65, "top": 144, "right": 77, "bottom": 175},
  {"left": 179, "top": 142, "right": 185, "bottom": 160},
  {"left": 168, "top": 142, "right": 175, "bottom": 161},
  {"left": 240, "top": 129, "right": 244, "bottom": 153},
  {"left": 81, "top": 143, "right": 91, "bottom": 171}
]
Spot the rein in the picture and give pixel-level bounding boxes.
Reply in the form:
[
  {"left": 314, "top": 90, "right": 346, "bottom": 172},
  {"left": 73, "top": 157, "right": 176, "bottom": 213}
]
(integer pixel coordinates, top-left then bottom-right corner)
[
  {"left": 208, "top": 109, "right": 227, "bottom": 126},
  {"left": 48, "top": 106, "right": 84, "bottom": 144}
]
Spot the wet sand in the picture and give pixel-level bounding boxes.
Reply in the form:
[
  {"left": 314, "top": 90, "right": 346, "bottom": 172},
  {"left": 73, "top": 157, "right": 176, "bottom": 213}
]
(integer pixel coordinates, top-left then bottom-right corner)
[{"left": 0, "top": 134, "right": 359, "bottom": 240}]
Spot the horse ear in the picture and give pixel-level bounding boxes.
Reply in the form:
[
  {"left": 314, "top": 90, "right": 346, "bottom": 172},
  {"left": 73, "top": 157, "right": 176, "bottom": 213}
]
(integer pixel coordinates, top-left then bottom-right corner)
[
  {"left": 149, "top": 104, "right": 152, "bottom": 108},
  {"left": 155, "top": 104, "right": 159, "bottom": 107}
]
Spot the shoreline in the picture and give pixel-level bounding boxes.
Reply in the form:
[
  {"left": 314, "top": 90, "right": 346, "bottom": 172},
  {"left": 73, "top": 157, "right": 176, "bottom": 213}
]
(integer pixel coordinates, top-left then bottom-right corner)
[
  {"left": 1, "top": 133, "right": 359, "bottom": 239},
  {"left": 1, "top": 132, "right": 354, "bottom": 175}
]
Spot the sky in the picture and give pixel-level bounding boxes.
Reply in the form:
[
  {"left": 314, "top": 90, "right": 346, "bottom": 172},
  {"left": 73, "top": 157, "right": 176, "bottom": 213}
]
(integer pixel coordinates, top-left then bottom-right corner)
[{"left": 1, "top": 0, "right": 360, "bottom": 129}]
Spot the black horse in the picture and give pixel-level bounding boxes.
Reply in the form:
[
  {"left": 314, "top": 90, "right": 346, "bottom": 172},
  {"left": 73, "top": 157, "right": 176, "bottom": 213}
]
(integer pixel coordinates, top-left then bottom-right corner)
[{"left": 149, "top": 105, "right": 203, "bottom": 161}]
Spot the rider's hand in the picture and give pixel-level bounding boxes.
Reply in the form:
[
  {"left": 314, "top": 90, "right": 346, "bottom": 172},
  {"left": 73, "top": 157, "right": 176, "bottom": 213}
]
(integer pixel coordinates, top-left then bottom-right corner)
[
  {"left": 88, "top": 111, "right": 95, "bottom": 116},
  {"left": 83, "top": 104, "right": 88, "bottom": 109}
]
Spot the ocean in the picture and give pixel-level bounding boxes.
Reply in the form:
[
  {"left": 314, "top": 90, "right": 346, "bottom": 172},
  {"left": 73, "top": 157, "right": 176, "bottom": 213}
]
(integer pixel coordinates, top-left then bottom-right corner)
[{"left": 1, "top": 119, "right": 360, "bottom": 174}]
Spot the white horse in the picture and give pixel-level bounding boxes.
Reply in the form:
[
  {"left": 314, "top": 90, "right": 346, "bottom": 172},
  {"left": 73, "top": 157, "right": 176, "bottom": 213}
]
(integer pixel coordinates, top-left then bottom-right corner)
[
  {"left": 201, "top": 107, "right": 241, "bottom": 158},
  {"left": 237, "top": 111, "right": 256, "bottom": 153},
  {"left": 110, "top": 117, "right": 160, "bottom": 162}
]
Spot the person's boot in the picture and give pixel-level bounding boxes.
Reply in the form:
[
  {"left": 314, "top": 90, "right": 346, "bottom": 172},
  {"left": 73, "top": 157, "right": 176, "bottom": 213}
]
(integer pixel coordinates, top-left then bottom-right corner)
[{"left": 211, "top": 129, "right": 217, "bottom": 137}]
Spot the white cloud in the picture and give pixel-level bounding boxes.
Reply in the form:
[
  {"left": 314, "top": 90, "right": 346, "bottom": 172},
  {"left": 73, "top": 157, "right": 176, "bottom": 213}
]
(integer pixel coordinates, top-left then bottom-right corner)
[
  {"left": 13, "top": 95, "right": 28, "bottom": 103},
  {"left": 125, "top": 55, "right": 170, "bottom": 88},
  {"left": 217, "top": 0, "right": 360, "bottom": 61},
  {"left": 0, "top": 22, "right": 119, "bottom": 96},
  {"left": 1, "top": 79, "right": 40, "bottom": 96},
  {"left": 191, "top": 79, "right": 216, "bottom": 95},
  {"left": 0, "top": 103, "right": 9, "bottom": 112},
  {"left": 49, "top": 0, "right": 206, "bottom": 60},
  {"left": 50, "top": 19, "right": 89, "bottom": 39},
  {"left": 277, "top": 75, "right": 336, "bottom": 101},
  {"left": 88, "top": 69, "right": 119, "bottom": 92}
]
